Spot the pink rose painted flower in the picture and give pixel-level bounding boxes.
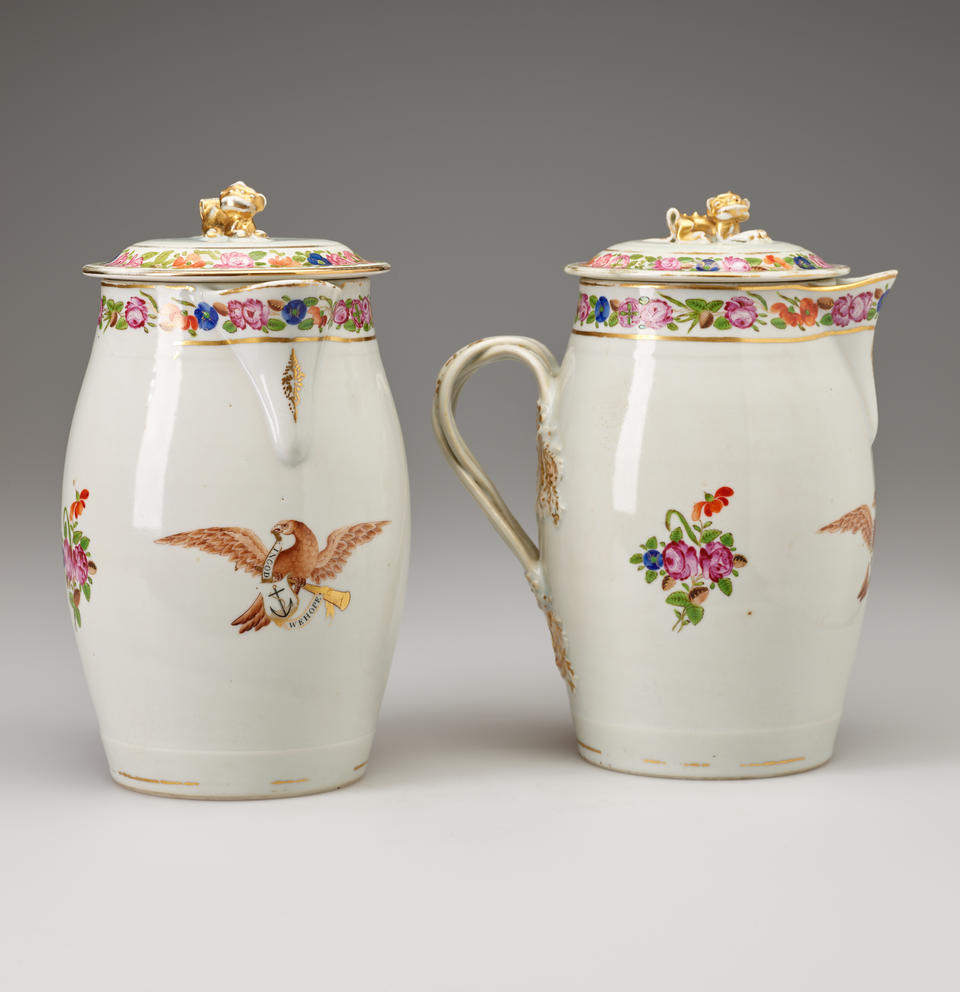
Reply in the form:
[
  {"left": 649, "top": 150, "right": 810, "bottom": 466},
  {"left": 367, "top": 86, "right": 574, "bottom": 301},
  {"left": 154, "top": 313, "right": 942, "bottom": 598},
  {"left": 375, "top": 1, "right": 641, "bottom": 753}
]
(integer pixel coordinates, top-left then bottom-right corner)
[
  {"left": 124, "top": 296, "right": 149, "bottom": 329},
  {"left": 618, "top": 297, "right": 640, "bottom": 328},
  {"left": 613, "top": 253, "right": 632, "bottom": 267},
  {"left": 242, "top": 299, "right": 269, "bottom": 330},
  {"left": 654, "top": 256, "right": 682, "bottom": 271},
  {"left": 99, "top": 297, "right": 106, "bottom": 325},
  {"left": 723, "top": 296, "right": 758, "bottom": 329},
  {"left": 360, "top": 296, "right": 372, "bottom": 326},
  {"left": 227, "top": 299, "right": 246, "bottom": 329},
  {"left": 721, "top": 256, "right": 751, "bottom": 272},
  {"left": 112, "top": 251, "right": 144, "bottom": 268},
  {"left": 700, "top": 541, "right": 734, "bottom": 582},
  {"left": 848, "top": 291, "right": 872, "bottom": 322},
  {"left": 808, "top": 253, "right": 828, "bottom": 268},
  {"left": 577, "top": 293, "right": 590, "bottom": 322},
  {"left": 638, "top": 298, "right": 674, "bottom": 329},
  {"left": 333, "top": 300, "right": 350, "bottom": 325},
  {"left": 64, "top": 540, "right": 89, "bottom": 586},
  {"left": 589, "top": 253, "right": 615, "bottom": 268},
  {"left": 663, "top": 541, "right": 700, "bottom": 580},
  {"left": 217, "top": 251, "right": 254, "bottom": 268},
  {"left": 831, "top": 294, "right": 852, "bottom": 328}
]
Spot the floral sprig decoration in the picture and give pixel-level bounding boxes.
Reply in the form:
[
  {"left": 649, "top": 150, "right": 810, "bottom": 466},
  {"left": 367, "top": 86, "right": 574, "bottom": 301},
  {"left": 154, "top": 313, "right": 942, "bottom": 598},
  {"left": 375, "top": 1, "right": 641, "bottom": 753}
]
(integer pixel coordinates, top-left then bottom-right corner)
[
  {"left": 63, "top": 487, "right": 97, "bottom": 628},
  {"left": 98, "top": 293, "right": 159, "bottom": 332},
  {"left": 629, "top": 486, "right": 748, "bottom": 632}
]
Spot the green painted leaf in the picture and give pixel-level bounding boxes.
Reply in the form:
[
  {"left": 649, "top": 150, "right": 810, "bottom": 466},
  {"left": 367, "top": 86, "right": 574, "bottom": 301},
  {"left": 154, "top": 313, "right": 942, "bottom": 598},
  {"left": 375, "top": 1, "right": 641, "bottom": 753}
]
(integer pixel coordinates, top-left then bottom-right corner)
[
  {"left": 303, "top": 296, "right": 319, "bottom": 306},
  {"left": 717, "top": 577, "right": 733, "bottom": 597},
  {"left": 266, "top": 318, "right": 286, "bottom": 332},
  {"left": 63, "top": 520, "right": 68, "bottom": 539},
  {"left": 223, "top": 321, "right": 236, "bottom": 333},
  {"left": 685, "top": 604, "right": 704, "bottom": 625},
  {"left": 282, "top": 295, "right": 291, "bottom": 302},
  {"left": 732, "top": 569, "right": 739, "bottom": 577},
  {"left": 713, "top": 317, "right": 732, "bottom": 331},
  {"left": 706, "top": 300, "right": 723, "bottom": 312},
  {"left": 645, "top": 570, "right": 658, "bottom": 584},
  {"left": 771, "top": 318, "right": 787, "bottom": 330},
  {"left": 629, "top": 553, "right": 643, "bottom": 564},
  {"left": 666, "top": 322, "right": 679, "bottom": 331},
  {"left": 701, "top": 529, "right": 721, "bottom": 542},
  {"left": 669, "top": 527, "right": 682, "bottom": 542},
  {"left": 645, "top": 536, "right": 658, "bottom": 549},
  {"left": 820, "top": 312, "right": 834, "bottom": 326},
  {"left": 665, "top": 591, "right": 690, "bottom": 607},
  {"left": 720, "top": 533, "right": 734, "bottom": 546},
  {"left": 249, "top": 250, "right": 267, "bottom": 260},
  {"left": 79, "top": 536, "right": 90, "bottom": 550},
  {"left": 589, "top": 296, "right": 597, "bottom": 305},
  {"left": 607, "top": 316, "right": 618, "bottom": 327},
  {"left": 298, "top": 319, "right": 314, "bottom": 331},
  {"left": 82, "top": 583, "right": 91, "bottom": 601},
  {"left": 73, "top": 530, "right": 84, "bottom": 545},
  {"left": 686, "top": 298, "right": 709, "bottom": 311},
  {"left": 867, "top": 308, "right": 876, "bottom": 320},
  {"left": 116, "top": 318, "right": 128, "bottom": 330}
]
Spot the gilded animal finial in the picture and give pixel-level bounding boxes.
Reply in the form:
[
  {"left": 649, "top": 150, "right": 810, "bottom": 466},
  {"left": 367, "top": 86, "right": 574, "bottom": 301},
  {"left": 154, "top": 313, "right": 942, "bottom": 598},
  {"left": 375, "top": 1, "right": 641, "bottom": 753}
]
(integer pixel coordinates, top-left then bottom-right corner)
[
  {"left": 665, "top": 191, "right": 767, "bottom": 243},
  {"left": 199, "top": 180, "right": 267, "bottom": 238}
]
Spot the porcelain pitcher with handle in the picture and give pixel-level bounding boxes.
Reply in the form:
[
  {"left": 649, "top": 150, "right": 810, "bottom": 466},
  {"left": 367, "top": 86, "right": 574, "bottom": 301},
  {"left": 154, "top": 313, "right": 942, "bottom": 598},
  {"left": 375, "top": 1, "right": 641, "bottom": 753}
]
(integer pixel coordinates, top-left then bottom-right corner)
[{"left": 433, "top": 192, "right": 895, "bottom": 778}]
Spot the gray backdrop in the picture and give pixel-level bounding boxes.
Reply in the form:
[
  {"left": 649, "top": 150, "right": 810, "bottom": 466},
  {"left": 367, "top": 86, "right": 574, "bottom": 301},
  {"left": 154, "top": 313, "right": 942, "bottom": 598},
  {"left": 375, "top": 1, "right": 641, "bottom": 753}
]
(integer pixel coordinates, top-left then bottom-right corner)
[{"left": 1, "top": 2, "right": 957, "bottom": 989}]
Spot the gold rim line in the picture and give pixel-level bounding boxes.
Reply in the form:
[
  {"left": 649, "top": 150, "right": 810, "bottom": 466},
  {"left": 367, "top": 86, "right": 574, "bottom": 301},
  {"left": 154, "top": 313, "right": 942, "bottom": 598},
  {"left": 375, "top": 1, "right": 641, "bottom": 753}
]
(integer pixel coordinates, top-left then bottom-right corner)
[
  {"left": 353, "top": 761, "right": 368, "bottom": 771},
  {"left": 117, "top": 770, "right": 199, "bottom": 786},
  {"left": 576, "top": 739, "right": 602, "bottom": 754},
  {"left": 271, "top": 778, "right": 309, "bottom": 785},
  {"left": 85, "top": 264, "right": 389, "bottom": 281},
  {"left": 575, "top": 270, "right": 896, "bottom": 292},
  {"left": 740, "top": 757, "right": 806, "bottom": 767},
  {"left": 572, "top": 324, "right": 874, "bottom": 344},
  {"left": 174, "top": 334, "right": 377, "bottom": 347}
]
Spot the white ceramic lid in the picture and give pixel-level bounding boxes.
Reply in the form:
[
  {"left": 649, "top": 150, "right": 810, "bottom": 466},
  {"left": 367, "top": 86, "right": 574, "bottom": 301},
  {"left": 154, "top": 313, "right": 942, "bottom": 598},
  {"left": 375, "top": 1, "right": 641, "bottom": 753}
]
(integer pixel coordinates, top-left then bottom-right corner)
[
  {"left": 82, "top": 181, "right": 389, "bottom": 281},
  {"left": 565, "top": 191, "right": 849, "bottom": 283}
]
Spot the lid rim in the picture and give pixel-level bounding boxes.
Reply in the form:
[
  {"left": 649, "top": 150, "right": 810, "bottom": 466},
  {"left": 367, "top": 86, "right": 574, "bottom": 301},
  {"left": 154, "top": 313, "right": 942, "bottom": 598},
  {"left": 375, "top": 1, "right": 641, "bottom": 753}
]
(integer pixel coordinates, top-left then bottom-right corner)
[{"left": 82, "top": 262, "right": 391, "bottom": 281}]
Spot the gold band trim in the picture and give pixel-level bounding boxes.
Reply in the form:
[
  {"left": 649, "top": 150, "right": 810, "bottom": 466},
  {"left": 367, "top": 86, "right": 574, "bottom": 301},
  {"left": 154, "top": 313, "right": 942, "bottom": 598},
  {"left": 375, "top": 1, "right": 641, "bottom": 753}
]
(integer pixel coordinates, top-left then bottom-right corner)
[
  {"left": 740, "top": 757, "right": 806, "bottom": 767},
  {"left": 576, "top": 270, "right": 896, "bottom": 293},
  {"left": 271, "top": 778, "right": 309, "bottom": 785},
  {"left": 572, "top": 324, "right": 873, "bottom": 344},
  {"left": 117, "top": 770, "right": 199, "bottom": 786},
  {"left": 176, "top": 334, "right": 377, "bottom": 347},
  {"left": 353, "top": 761, "right": 368, "bottom": 771},
  {"left": 576, "top": 739, "right": 602, "bottom": 754}
]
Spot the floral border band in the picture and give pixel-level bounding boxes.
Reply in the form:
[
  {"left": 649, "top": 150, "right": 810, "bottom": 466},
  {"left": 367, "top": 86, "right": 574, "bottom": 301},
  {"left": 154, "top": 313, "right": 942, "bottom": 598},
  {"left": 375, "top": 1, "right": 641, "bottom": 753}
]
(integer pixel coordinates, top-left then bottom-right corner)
[
  {"left": 582, "top": 249, "right": 834, "bottom": 276},
  {"left": 574, "top": 279, "right": 893, "bottom": 340},
  {"left": 97, "top": 283, "right": 375, "bottom": 341},
  {"left": 108, "top": 246, "right": 367, "bottom": 271}
]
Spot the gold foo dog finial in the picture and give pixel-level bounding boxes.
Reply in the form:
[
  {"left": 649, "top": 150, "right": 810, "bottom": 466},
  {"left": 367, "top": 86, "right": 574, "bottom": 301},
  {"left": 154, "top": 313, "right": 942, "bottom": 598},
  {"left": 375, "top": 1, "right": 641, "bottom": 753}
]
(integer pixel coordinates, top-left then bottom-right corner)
[
  {"left": 200, "top": 180, "right": 267, "bottom": 238},
  {"left": 665, "top": 191, "right": 766, "bottom": 243}
]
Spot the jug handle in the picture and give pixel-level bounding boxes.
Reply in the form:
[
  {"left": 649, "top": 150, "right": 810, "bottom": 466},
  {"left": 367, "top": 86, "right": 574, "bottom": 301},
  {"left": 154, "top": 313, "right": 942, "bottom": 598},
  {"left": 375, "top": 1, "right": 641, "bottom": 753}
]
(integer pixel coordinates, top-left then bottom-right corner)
[{"left": 432, "top": 336, "right": 560, "bottom": 592}]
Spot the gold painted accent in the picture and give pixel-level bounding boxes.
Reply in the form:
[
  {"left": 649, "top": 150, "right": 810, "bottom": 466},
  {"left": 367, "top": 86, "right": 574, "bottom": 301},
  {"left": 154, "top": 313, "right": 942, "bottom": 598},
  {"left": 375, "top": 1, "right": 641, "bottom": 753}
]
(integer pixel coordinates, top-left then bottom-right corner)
[
  {"left": 740, "top": 757, "right": 806, "bottom": 767},
  {"left": 536, "top": 437, "right": 561, "bottom": 526},
  {"left": 545, "top": 609, "right": 575, "bottom": 691},
  {"left": 665, "top": 192, "right": 759, "bottom": 242},
  {"left": 684, "top": 762, "right": 711, "bottom": 767},
  {"left": 101, "top": 280, "right": 197, "bottom": 291},
  {"left": 177, "top": 334, "right": 377, "bottom": 347},
  {"left": 200, "top": 180, "right": 266, "bottom": 238},
  {"left": 577, "top": 271, "right": 897, "bottom": 292},
  {"left": 572, "top": 325, "right": 874, "bottom": 345},
  {"left": 643, "top": 758, "right": 667, "bottom": 765},
  {"left": 118, "top": 770, "right": 199, "bottom": 786},
  {"left": 353, "top": 761, "right": 368, "bottom": 771},
  {"left": 281, "top": 349, "right": 304, "bottom": 423},
  {"left": 271, "top": 778, "right": 309, "bottom": 785},
  {"left": 576, "top": 740, "right": 601, "bottom": 754}
]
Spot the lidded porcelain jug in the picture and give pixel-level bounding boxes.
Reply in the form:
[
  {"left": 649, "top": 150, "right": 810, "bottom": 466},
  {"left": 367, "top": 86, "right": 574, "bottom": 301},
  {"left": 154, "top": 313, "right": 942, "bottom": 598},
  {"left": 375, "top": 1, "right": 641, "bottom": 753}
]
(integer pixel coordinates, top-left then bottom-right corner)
[
  {"left": 434, "top": 192, "right": 896, "bottom": 778},
  {"left": 64, "top": 182, "right": 409, "bottom": 798}
]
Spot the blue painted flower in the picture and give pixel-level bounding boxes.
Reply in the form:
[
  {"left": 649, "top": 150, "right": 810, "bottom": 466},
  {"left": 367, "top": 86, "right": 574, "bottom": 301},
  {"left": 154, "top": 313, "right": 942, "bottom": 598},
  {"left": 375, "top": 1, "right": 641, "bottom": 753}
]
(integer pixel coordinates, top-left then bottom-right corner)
[
  {"left": 595, "top": 296, "right": 610, "bottom": 322},
  {"left": 696, "top": 258, "right": 719, "bottom": 271},
  {"left": 643, "top": 549, "right": 663, "bottom": 571},
  {"left": 282, "top": 299, "right": 307, "bottom": 325},
  {"left": 794, "top": 255, "right": 815, "bottom": 270},
  {"left": 194, "top": 302, "right": 218, "bottom": 330},
  {"left": 306, "top": 252, "right": 331, "bottom": 266}
]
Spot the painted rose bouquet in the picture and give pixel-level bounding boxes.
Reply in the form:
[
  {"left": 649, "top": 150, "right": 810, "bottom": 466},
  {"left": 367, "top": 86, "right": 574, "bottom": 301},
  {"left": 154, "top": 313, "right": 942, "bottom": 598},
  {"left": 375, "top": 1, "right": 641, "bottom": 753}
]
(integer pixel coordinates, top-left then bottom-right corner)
[
  {"left": 63, "top": 487, "right": 96, "bottom": 628},
  {"left": 629, "top": 486, "right": 748, "bottom": 632}
]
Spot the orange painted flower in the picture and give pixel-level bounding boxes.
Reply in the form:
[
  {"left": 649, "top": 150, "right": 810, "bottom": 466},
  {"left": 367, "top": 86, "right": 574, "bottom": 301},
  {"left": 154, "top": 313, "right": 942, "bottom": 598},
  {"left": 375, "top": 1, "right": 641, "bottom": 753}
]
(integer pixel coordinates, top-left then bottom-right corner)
[
  {"left": 172, "top": 251, "right": 207, "bottom": 269},
  {"left": 798, "top": 298, "right": 818, "bottom": 327},
  {"left": 692, "top": 485, "right": 734, "bottom": 520},
  {"left": 307, "top": 305, "right": 327, "bottom": 327},
  {"left": 70, "top": 488, "right": 90, "bottom": 520},
  {"left": 771, "top": 302, "right": 801, "bottom": 327},
  {"left": 269, "top": 255, "right": 295, "bottom": 267},
  {"left": 765, "top": 254, "right": 793, "bottom": 270},
  {"left": 159, "top": 303, "right": 188, "bottom": 331}
]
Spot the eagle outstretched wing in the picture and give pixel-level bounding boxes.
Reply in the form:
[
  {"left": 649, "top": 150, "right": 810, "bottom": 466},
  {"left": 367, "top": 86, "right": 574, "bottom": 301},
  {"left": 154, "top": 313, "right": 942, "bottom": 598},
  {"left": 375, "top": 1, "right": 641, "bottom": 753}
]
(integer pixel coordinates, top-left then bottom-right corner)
[
  {"left": 232, "top": 594, "right": 271, "bottom": 633},
  {"left": 310, "top": 521, "right": 390, "bottom": 583},
  {"left": 818, "top": 505, "right": 874, "bottom": 550},
  {"left": 154, "top": 526, "right": 270, "bottom": 577}
]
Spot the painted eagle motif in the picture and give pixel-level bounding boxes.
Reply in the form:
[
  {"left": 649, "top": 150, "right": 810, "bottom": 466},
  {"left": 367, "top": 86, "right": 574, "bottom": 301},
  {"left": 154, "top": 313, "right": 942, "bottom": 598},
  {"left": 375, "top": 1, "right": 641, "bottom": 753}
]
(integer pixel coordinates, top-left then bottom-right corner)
[
  {"left": 818, "top": 504, "right": 874, "bottom": 601},
  {"left": 155, "top": 519, "right": 389, "bottom": 632}
]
